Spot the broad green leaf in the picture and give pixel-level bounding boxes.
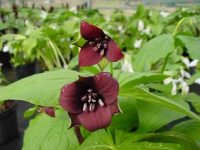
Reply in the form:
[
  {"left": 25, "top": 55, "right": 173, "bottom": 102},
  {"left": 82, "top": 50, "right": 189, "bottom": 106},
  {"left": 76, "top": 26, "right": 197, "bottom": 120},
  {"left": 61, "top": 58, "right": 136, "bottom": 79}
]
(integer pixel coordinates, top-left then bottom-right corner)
[
  {"left": 23, "top": 109, "right": 79, "bottom": 150},
  {"left": 137, "top": 132, "right": 199, "bottom": 150},
  {"left": 72, "top": 36, "right": 86, "bottom": 47},
  {"left": 119, "top": 87, "right": 200, "bottom": 121},
  {"left": 121, "top": 73, "right": 167, "bottom": 89},
  {"left": 172, "top": 120, "right": 200, "bottom": 147},
  {"left": 109, "top": 96, "right": 138, "bottom": 131},
  {"left": 186, "top": 93, "right": 200, "bottom": 113},
  {"left": 2, "top": 34, "right": 26, "bottom": 41},
  {"left": 177, "top": 35, "right": 200, "bottom": 60},
  {"left": 133, "top": 34, "right": 174, "bottom": 72},
  {"left": 79, "top": 130, "right": 114, "bottom": 150},
  {"left": 0, "top": 69, "right": 79, "bottom": 106},
  {"left": 136, "top": 100, "right": 186, "bottom": 133}
]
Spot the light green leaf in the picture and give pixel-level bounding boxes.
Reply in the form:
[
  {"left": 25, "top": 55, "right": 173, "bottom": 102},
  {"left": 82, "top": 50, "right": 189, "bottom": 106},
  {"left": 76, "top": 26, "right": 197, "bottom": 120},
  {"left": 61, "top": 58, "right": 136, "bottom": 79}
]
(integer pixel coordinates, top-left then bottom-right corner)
[
  {"left": 0, "top": 69, "right": 79, "bottom": 106},
  {"left": 22, "top": 38, "right": 37, "bottom": 55},
  {"left": 177, "top": 35, "right": 200, "bottom": 60},
  {"left": 136, "top": 100, "right": 186, "bottom": 133},
  {"left": 23, "top": 109, "right": 79, "bottom": 150},
  {"left": 119, "top": 87, "right": 200, "bottom": 121},
  {"left": 133, "top": 34, "right": 174, "bottom": 72},
  {"left": 172, "top": 120, "right": 200, "bottom": 147}
]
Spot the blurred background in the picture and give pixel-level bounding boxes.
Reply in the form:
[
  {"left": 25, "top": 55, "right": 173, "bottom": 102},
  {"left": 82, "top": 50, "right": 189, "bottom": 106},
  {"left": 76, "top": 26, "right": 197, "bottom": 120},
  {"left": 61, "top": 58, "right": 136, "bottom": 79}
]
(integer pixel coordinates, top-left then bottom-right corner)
[{"left": 0, "top": 0, "right": 200, "bottom": 150}]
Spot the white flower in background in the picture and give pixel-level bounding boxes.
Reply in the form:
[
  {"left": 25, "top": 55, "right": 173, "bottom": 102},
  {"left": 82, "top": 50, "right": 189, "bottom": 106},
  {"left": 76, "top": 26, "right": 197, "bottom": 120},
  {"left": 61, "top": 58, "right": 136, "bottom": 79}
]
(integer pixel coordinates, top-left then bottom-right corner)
[
  {"left": 117, "top": 25, "right": 123, "bottom": 31},
  {"left": 121, "top": 54, "right": 134, "bottom": 73},
  {"left": 180, "top": 68, "right": 191, "bottom": 79},
  {"left": 105, "top": 16, "right": 111, "bottom": 21},
  {"left": 3, "top": 45, "right": 13, "bottom": 53},
  {"left": 40, "top": 10, "right": 48, "bottom": 20},
  {"left": 138, "top": 20, "right": 144, "bottom": 31},
  {"left": 134, "top": 39, "right": 143, "bottom": 49},
  {"left": 3, "top": 45, "right": 10, "bottom": 52},
  {"left": 143, "top": 26, "right": 151, "bottom": 35},
  {"left": 70, "top": 6, "right": 77, "bottom": 13},
  {"left": 160, "top": 11, "right": 169, "bottom": 17},
  {"left": 181, "top": 57, "right": 199, "bottom": 68},
  {"left": 163, "top": 77, "right": 189, "bottom": 95},
  {"left": 0, "top": 63, "right": 3, "bottom": 67},
  {"left": 195, "top": 78, "right": 200, "bottom": 84}
]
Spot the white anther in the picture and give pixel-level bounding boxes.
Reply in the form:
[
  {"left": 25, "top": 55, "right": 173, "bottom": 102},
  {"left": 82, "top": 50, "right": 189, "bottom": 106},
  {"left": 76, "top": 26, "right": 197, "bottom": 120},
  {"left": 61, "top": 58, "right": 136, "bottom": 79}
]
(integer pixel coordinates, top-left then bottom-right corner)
[
  {"left": 89, "top": 41, "right": 95, "bottom": 45},
  {"left": 88, "top": 95, "right": 92, "bottom": 102},
  {"left": 92, "top": 99, "right": 96, "bottom": 102},
  {"left": 100, "top": 49, "right": 104, "bottom": 56},
  {"left": 98, "top": 99, "right": 104, "bottom": 106},
  {"left": 83, "top": 103, "right": 87, "bottom": 112},
  {"left": 89, "top": 103, "right": 95, "bottom": 111},
  {"left": 81, "top": 95, "right": 87, "bottom": 101},
  {"left": 87, "top": 89, "right": 93, "bottom": 92}
]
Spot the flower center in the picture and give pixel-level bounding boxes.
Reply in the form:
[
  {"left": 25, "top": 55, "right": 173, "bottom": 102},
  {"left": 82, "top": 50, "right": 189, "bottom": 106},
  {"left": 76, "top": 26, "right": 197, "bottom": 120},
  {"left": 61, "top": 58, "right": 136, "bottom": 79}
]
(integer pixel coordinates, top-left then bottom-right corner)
[
  {"left": 89, "top": 36, "right": 110, "bottom": 56},
  {"left": 81, "top": 89, "right": 104, "bottom": 112}
]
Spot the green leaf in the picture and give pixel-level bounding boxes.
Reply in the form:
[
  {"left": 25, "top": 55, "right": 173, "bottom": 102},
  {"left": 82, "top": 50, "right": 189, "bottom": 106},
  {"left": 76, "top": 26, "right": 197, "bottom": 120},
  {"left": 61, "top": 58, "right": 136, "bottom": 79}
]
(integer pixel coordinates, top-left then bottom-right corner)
[
  {"left": 176, "top": 35, "right": 200, "bottom": 60},
  {"left": 0, "top": 69, "right": 79, "bottom": 106},
  {"left": 24, "top": 105, "right": 39, "bottom": 119},
  {"left": 109, "top": 96, "right": 138, "bottom": 131},
  {"left": 133, "top": 34, "right": 174, "bottom": 72},
  {"left": 137, "top": 131, "right": 199, "bottom": 150},
  {"left": 119, "top": 87, "right": 200, "bottom": 121},
  {"left": 121, "top": 73, "right": 167, "bottom": 89},
  {"left": 136, "top": 100, "right": 186, "bottom": 133},
  {"left": 72, "top": 36, "right": 87, "bottom": 47},
  {"left": 186, "top": 93, "right": 200, "bottom": 113},
  {"left": 172, "top": 120, "right": 200, "bottom": 147},
  {"left": 23, "top": 109, "right": 79, "bottom": 150},
  {"left": 22, "top": 38, "right": 37, "bottom": 55}
]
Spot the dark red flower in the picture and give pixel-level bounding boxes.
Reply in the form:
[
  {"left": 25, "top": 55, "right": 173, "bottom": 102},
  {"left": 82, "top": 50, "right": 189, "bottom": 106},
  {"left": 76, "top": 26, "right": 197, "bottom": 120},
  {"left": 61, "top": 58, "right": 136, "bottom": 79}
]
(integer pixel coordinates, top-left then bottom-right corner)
[
  {"left": 79, "top": 21, "right": 124, "bottom": 67},
  {"left": 60, "top": 72, "right": 120, "bottom": 131}
]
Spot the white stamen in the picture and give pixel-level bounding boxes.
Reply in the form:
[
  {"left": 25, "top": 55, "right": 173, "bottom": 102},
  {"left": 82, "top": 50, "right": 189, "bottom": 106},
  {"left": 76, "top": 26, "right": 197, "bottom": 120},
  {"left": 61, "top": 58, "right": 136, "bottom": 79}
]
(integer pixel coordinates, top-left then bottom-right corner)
[
  {"left": 98, "top": 99, "right": 104, "bottom": 106},
  {"left": 81, "top": 95, "right": 87, "bottom": 101},
  {"left": 87, "top": 89, "right": 93, "bottom": 92},
  {"left": 92, "top": 99, "right": 96, "bottom": 102},
  {"left": 89, "top": 104, "right": 95, "bottom": 111},
  {"left": 100, "top": 49, "right": 104, "bottom": 56},
  {"left": 88, "top": 95, "right": 92, "bottom": 102},
  {"left": 83, "top": 103, "right": 87, "bottom": 112},
  {"left": 89, "top": 42, "right": 95, "bottom": 45}
]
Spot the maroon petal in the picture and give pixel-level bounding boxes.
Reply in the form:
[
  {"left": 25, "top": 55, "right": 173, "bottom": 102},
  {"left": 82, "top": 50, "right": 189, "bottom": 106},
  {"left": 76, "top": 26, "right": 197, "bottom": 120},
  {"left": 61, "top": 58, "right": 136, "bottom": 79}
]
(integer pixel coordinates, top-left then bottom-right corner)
[
  {"left": 78, "top": 106, "right": 112, "bottom": 131},
  {"left": 106, "top": 40, "right": 124, "bottom": 62},
  {"left": 93, "top": 72, "right": 119, "bottom": 104},
  {"left": 68, "top": 113, "right": 81, "bottom": 128},
  {"left": 44, "top": 107, "right": 55, "bottom": 117},
  {"left": 79, "top": 43, "right": 103, "bottom": 67},
  {"left": 109, "top": 99, "right": 121, "bottom": 115},
  {"left": 80, "top": 21, "right": 105, "bottom": 41},
  {"left": 60, "top": 83, "right": 84, "bottom": 113}
]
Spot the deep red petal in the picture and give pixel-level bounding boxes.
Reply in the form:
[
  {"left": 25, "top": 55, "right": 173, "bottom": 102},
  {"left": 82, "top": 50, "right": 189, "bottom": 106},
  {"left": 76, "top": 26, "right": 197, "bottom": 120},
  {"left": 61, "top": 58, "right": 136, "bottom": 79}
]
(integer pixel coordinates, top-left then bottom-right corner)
[
  {"left": 44, "top": 107, "right": 55, "bottom": 117},
  {"left": 68, "top": 113, "right": 81, "bottom": 128},
  {"left": 93, "top": 72, "right": 119, "bottom": 104},
  {"left": 60, "top": 83, "right": 84, "bottom": 113},
  {"left": 79, "top": 43, "right": 103, "bottom": 67},
  {"left": 78, "top": 106, "right": 112, "bottom": 131},
  {"left": 109, "top": 99, "right": 121, "bottom": 115},
  {"left": 80, "top": 21, "right": 105, "bottom": 41},
  {"left": 106, "top": 40, "right": 124, "bottom": 62}
]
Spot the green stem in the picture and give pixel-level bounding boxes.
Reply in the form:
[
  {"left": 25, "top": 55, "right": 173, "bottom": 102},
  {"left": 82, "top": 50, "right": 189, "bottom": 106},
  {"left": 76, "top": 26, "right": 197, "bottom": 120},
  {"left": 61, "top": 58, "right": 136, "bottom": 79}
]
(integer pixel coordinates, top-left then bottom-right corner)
[
  {"left": 110, "top": 63, "right": 113, "bottom": 75},
  {"left": 173, "top": 17, "right": 190, "bottom": 36},
  {"left": 161, "top": 52, "right": 172, "bottom": 73},
  {"left": 74, "top": 126, "right": 84, "bottom": 145}
]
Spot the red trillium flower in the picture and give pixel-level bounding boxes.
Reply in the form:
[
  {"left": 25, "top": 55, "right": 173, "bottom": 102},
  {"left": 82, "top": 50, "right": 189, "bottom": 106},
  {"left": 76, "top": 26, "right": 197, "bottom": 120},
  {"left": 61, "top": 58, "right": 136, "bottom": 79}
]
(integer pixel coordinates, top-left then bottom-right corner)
[
  {"left": 60, "top": 72, "right": 120, "bottom": 131},
  {"left": 39, "top": 107, "right": 55, "bottom": 117},
  {"left": 79, "top": 21, "right": 124, "bottom": 66}
]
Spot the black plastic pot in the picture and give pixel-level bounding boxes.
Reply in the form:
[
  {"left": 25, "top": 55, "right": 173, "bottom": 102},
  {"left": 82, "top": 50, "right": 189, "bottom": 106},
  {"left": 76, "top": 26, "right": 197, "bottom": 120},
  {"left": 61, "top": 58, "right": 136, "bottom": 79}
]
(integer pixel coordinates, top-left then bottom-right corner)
[{"left": 0, "top": 102, "right": 18, "bottom": 145}]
